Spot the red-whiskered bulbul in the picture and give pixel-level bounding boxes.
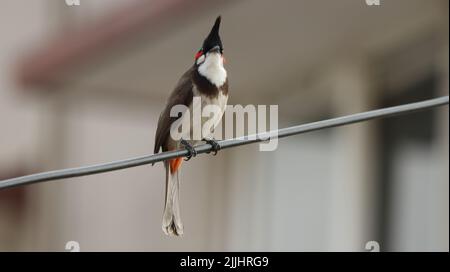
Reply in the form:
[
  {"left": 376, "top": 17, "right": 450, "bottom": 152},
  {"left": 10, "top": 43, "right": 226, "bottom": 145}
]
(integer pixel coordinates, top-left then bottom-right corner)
[{"left": 154, "top": 16, "right": 228, "bottom": 236}]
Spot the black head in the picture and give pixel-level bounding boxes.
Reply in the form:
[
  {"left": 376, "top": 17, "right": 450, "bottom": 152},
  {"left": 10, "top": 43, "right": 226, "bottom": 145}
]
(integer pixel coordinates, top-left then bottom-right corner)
[
  {"left": 203, "top": 16, "right": 223, "bottom": 53},
  {"left": 195, "top": 16, "right": 223, "bottom": 61}
]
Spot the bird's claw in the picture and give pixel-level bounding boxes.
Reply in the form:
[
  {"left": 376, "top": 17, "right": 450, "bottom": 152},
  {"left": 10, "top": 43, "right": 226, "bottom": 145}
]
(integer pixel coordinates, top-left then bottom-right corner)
[
  {"left": 203, "top": 138, "right": 221, "bottom": 155},
  {"left": 181, "top": 139, "right": 197, "bottom": 161}
]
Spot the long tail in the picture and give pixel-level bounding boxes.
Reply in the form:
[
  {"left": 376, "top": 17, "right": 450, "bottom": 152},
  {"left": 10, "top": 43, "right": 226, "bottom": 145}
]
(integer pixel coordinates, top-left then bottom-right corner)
[{"left": 162, "top": 159, "right": 183, "bottom": 236}]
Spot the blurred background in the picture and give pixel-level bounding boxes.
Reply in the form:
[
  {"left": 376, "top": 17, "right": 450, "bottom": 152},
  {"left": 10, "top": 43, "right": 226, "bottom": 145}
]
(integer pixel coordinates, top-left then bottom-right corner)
[{"left": 0, "top": 0, "right": 448, "bottom": 251}]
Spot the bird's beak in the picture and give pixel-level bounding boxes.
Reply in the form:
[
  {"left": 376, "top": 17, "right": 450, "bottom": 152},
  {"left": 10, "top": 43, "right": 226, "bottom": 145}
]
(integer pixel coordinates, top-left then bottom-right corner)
[{"left": 208, "top": 45, "right": 221, "bottom": 54}]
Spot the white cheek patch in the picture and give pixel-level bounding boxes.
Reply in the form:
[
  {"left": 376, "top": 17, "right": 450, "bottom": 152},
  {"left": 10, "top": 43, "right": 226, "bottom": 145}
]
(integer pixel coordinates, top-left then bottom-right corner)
[
  {"left": 196, "top": 55, "right": 205, "bottom": 65},
  {"left": 198, "top": 53, "right": 227, "bottom": 87}
]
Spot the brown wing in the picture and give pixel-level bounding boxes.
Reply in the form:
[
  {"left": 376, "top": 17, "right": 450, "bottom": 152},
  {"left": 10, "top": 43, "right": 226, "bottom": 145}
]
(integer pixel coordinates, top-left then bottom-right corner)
[{"left": 154, "top": 66, "right": 195, "bottom": 154}]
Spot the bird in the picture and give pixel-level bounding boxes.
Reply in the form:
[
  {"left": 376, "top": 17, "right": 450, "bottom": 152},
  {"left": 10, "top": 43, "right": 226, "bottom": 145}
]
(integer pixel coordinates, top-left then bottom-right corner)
[{"left": 154, "top": 16, "right": 228, "bottom": 236}]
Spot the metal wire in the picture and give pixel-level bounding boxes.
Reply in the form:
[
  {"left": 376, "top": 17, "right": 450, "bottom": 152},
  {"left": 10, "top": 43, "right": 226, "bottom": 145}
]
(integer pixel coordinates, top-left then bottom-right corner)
[{"left": 0, "top": 95, "right": 448, "bottom": 190}]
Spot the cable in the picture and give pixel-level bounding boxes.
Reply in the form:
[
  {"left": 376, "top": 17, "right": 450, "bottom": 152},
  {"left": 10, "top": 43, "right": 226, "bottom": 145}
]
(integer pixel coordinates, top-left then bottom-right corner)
[{"left": 0, "top": 95, "right": 448, "bottom": 190}]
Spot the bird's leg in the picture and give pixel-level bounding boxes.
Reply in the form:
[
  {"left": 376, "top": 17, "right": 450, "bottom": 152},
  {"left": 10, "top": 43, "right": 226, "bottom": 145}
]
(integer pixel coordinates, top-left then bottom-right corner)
[
  {"left": 202, "top": 138, "right": 221, "bottom": 155},
  {"left": 180, "top": 139, "right": 197, "bottom": 161}
]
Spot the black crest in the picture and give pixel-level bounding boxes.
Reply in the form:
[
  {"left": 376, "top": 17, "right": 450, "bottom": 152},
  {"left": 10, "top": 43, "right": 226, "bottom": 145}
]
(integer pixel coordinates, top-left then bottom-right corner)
[{"left": 202, "top": 16, "right": 223, "bottom": 53}]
